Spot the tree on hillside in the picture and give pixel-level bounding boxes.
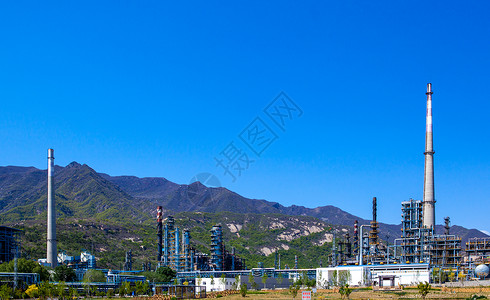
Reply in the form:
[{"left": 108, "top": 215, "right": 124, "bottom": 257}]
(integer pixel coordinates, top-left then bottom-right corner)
[
  {"left": 0, "top": 258, "right": 50, "bottom": 281},
  {"left": 156, "top": 266, "right": 176, "bottom": 282},
  {"left": 54, "top": 265, "right": 77, "bottom": 282},
  {"left": 83, "top": 269, "right": 106, "bottom": 282}
]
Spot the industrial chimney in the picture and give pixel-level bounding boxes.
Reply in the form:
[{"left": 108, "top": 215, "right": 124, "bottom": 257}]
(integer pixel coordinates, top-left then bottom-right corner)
[
  {"left": 422, "top": 84, "right": 436, "bottom": 229},
  {"left": 47, "top": 149, "right": 57, "bottom": 267}
]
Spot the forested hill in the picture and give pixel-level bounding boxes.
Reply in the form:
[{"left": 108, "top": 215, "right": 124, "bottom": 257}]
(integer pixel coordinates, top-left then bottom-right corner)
[{"left": 0, "top": 163, "right": 487, "bottom": 269}]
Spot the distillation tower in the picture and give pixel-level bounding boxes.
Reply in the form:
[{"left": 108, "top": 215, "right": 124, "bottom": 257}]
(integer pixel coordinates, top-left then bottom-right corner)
[
  {"left": 156, "top": 207, "right": 244, "bottom": 272},
  {"left": 157, "top": 211, "right": 194, "bottom": 272}
]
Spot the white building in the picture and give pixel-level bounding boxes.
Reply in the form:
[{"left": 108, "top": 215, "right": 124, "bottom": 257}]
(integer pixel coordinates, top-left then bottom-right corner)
[
  {"left": 316, "top": 263, "right": 430, "bottom": 288},
  {"left": 370, "top": 264, "right": 430, "bottom": 286},
  {"left": 316, "top": 266, "right": 368, "bottom": 287},
  {"left": 198, "top": 277, "right": 237, "bottom": 292}
]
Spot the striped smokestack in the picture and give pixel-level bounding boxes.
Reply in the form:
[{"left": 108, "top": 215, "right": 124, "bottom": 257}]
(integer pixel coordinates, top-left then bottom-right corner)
[
  {"left": 47, "top": 148, "right": 57, "bottom": 267},
  {"left": 422, "top": 83, "right": 435, "bottom": 229}
]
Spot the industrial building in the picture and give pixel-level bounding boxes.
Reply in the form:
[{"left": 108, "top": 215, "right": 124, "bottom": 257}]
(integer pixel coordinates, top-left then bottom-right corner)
[
  {"left": 316, "top": 264, "right": 430, "bottom": 288},
  {"left": 466, "top": 237, "right": 490, "bottom": 264},
  {"left": 165, "top": 82, "right": 488, "bottom": 284},
  {"left": 156, "top": 207, "right": 245, "bottom": 272},
  {"left": 370, "top": 264, "right": 431, "bottom": 287},
  {"left": 15, "top": 83, "right": 483, "bottom": 291},
  {"left": 57, "top": 250, "right": 96, "bottom": 269},
  {"left": 325, "top": 84, "right": 484, "bottom": 280},
  {"left": 0, "top": 226, "right": 21, "bottom": 264}
]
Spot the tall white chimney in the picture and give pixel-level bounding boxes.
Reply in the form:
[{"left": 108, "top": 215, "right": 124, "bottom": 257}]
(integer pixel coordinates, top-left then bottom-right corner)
[
  {"left": 47, "top": 148, "right": 57, "bottom": 267},
  {"left": 422, "top": 84, "right": 436, "bottom": 229}
]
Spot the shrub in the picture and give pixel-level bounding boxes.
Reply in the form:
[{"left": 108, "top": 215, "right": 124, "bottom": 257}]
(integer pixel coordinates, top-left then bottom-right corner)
[
  {"left": 289, "top": 283, "right": 300, "bottom": 299},
  {"left": 25, "top": 284, "right": 39, "bottom": 298},
  {"left": 466, "top": 295, "right": 487, "bottom": 300},
  {"left": 54, "top": 265, "right": 77, "bottom": 282},
  {"left": 0, "top": 285, "right": 13, "bottom": 300},
  {"left": 83, "top": 269, "right": 106, "bottom": 282},
  {"left": 417, "top": 281, "right": 431, "bottom": 300},
  {"left": 240, "top": 283, "right": 247, "bottom": 297},
  {"left": 339, "top": 284, "right": 352, "bottom": 300}
]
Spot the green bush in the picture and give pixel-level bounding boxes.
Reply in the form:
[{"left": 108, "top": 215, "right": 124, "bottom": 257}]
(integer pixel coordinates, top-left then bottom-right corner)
[
  {"left": 83, "top": 269, "right": 106, "bottom": 282},
  {"left": 240, "top": 283, "right": 247, "bottom": 297},
  {"left": 106, "top": 288, "right": 115, "bottom": 298},
  {"left": 289, "top": 283, "right": 300, "bottom": 299},
  {"left": 417, "top": 281, "right": 431, "bottom": 300},
  {"left": 54, "top": 265, "right": 77, "bottom": 282},
  {"left": 0, "top": 285, "right": 13, "bottom": 300},
  {"left": 0, "top": 258, "right": 50, "bottom": 281},
  {"left": 339, "top": 284, "right": 352, "bottom": 300}
]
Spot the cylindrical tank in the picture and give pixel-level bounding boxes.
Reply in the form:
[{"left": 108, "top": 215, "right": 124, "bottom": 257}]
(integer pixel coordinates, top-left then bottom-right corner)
[{"left": 475, "top": 264, "right": 489, "bottom": 279}]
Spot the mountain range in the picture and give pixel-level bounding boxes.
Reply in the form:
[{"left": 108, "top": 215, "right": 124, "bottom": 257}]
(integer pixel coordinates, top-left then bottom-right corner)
[{"left": 1, "top": 162, "right": 486, "bottom": 245}]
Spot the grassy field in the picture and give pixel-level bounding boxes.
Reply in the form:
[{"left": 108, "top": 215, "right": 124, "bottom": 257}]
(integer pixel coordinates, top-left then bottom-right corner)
[{"left": 211, "top": 287, "right": 490, "bottom": 299}]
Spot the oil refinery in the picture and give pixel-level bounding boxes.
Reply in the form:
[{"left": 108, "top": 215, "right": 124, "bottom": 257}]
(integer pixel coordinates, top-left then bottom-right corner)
[{"left": 0, "top": 84, "right": 489, "bottom": 294}]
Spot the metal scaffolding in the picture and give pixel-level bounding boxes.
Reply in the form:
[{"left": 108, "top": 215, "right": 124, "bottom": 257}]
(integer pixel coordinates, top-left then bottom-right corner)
[
  {"left": 156, "top": 210, "right": 244, "bottom": 272},
  {"left": 0, "top": 226, "right": 21, "bottom": 264},
  {"left": 397, "top": 199, "right": 463, "bottom": 269},
  {"left": 398, "top": 199, "right": 432, "bottom": 264},
  {"left": 159, "top": 214, "right": 193, "bottom": 272},
  {"left": 210, "top": 225, "right": 224, "bottom": 271},
  {"left": 429, "top": 235, "right": 462, "bottom": 268},
  {"left": 465, "top": 237, "right": 490, "bottom": 264}
]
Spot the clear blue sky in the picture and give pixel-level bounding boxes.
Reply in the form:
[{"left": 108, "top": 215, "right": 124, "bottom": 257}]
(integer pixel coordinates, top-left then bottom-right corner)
[{"left": 1, "top": 1, "right": 489, "bottom": 232}]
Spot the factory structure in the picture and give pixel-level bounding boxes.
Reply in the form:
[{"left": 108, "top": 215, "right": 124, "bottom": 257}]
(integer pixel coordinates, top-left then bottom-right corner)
[
  {"left": 170, "top": 83, "right": 489, "bottom": 288},
  {"left": 1, "top": 84, "right": 489, "bottom": 292},
  {"left": 33, "top": 84, "right": 490, "bottom": 284},
  {"left": 156, "top": 207, "right": 245, "bottom": 272},
  {"left": 320, "top": 84, "right": 489, "bottom": 286}
]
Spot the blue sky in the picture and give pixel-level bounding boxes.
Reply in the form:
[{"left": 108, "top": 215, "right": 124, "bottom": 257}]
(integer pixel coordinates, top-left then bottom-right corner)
[{"left": 1, "top": 1, "right": 489, "bottom": 232}]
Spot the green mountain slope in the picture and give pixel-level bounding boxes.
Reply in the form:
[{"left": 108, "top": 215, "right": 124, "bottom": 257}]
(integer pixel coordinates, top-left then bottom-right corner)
[
  {"left": 1, "top": 162, "right": 487, "bottom": 270},
  {"left": 0, "top": 162, "right": 147, "bottom": 223},
  {"left": 13, "top": 211, "right": 344, "bottom": 270}
]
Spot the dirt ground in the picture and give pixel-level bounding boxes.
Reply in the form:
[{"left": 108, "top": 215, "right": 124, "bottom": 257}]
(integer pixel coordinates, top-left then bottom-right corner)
[{"left": 217, "top": 287, "right": 490, "bottom": 299}]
